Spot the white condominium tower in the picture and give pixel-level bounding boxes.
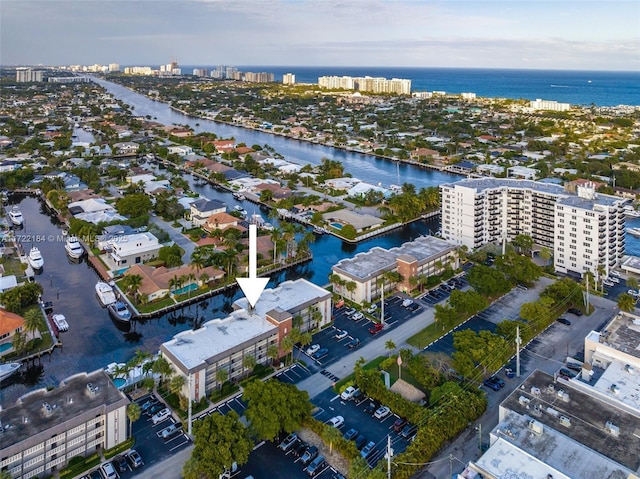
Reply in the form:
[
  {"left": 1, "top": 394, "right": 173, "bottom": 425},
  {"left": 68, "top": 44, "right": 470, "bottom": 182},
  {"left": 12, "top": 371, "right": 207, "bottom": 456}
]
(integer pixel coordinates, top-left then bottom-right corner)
[{"left": 440, "top": 178, "right": 629, "bottom": 278}]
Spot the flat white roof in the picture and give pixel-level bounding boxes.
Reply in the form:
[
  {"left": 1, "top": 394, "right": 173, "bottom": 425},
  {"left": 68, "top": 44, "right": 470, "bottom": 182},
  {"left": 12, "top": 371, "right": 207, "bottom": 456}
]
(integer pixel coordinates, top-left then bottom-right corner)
[
  {"left": 161, "top": 310, "right": 277, "bottom": 371},
  {"left": 234, "top": 278, "right": 330, "bottom": 317},
  {"left": 591, "top": 358, "right": 640, "bottom": 413}
]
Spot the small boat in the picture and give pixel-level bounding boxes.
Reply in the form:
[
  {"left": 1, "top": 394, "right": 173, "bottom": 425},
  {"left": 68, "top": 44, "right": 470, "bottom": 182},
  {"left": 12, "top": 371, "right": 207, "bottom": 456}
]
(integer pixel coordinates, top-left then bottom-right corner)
[
  {"left": 313, "top": 227, "right": 326, "bottom": 235},
  {"left": 95, "top": 281, "right": 117, "bottom": 307},
  {"left": 108, "top": 301, "right": 132, "bottom": 323},
  {"left": 233, "top": 205, "right": 244, "bottom": 212},
  {"left": 28, "top": 247, "right": 44, "bottom": 270},
  {"left": 626, "top": 227, "right": 640, "bottom": 237},
  {"left": 233, "top": 192, "right": 245, "bottom": 201},
  {"left": 8, "top": 206, "right": 23, "bottom": 226},
  {"left": 51, "top": 314, "right": 69, "bottom": 332},
  {"left": 0, "top": 362, "right": 21, "bottom": 381},
  {"left": 65, "top": 235, "right": 84, "bottom": 259}
]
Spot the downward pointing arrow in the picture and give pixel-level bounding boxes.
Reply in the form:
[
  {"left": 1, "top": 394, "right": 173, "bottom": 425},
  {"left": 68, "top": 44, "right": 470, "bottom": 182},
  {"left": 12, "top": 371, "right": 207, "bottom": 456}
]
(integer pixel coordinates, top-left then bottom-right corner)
[{"left": 236, "top": 224, "right": 269, "bottom": 308}]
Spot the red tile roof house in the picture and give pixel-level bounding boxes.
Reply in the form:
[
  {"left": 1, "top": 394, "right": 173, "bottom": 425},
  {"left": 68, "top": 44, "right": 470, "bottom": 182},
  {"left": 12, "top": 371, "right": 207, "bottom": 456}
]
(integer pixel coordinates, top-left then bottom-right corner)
[
  {"left": 0, "top": 309, "right": 25, "bottom": 352},
  {"left": 234, "top": 146, "right": 254, "bottom": 156},
  {"left": 210, "top": 140, "right": 236, "bottom": 153},
  {"left": 202, "top": 212, "right": 246, "bottom": 234},
  {"left": 124, "top": 264, "right": 224, "bottom": 302},
  {"left": 254, "top": 183, "right": 292, "bottom": 200}
]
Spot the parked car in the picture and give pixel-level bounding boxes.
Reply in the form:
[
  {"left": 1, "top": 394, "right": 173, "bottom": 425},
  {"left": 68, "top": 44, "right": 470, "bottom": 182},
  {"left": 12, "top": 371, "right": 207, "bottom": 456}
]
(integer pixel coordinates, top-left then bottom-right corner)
[
  {"left": 332, "top": 473, "right": 347, "bottom": 479},
  {"left": 374, "top": 405, "right": 391, "bottom": 419},
  {"left": 351, "top": 312, "right": 364, "bottom": 321},
  {"left": 402, "top": 298, "right": 414, "bottom": 307},
  {"left": 306, "top": 344, "right": 320, "bottom": 356},
  {"left": 483, "top": 378, "right": 501, "bottom": 391},
  {"left": 366, "top": 304, "right": 378, "bottom": 313},
  {"left": 126, "top": 450, "right": 144, "bottom": 469},
  {"left": 160, "top": 421, "right": 183, "bottom": 439},
  {"left": 340, "top": 386, "right": 357, "bottom": 400},
  {"left": 400, "top": 423, "right": 418, "bottom": 438},
  {"left": 99, "top": 461, "right": 118, "bottom": 479},
  {"left": 334, "top": 329, "right": 348, "bottom": 340},
  {"left": 292, "top": 441, "right": 309, "bottom": 457},
  {"left": 152, "top": 408, "right": 171, "bottom": 425},
  {"left": 504, "top": 368, "right": 516, "bottom": 378},
  {"left": 355, "top": 435, "right": 367, "bottom": 450},
  {"left": 352, "top": 389, "right": 364, "bottom": 402},
  {"left": 392, "top": 418, "right": 407, "bottom": 432},
  {"left": 361, "top": 441, "right": 376, "bottom": 458},
  {"left": 327, "top": 415, "right": 344, "bottom": 428},
  {"left": 89, "top": 470, "right": 102, "bottom": 479},
  {"left": 112, "top": 456, "right": 128, "bottom": 474},
  {"left": 347, "top": 338, "right": 361, "bottom": 349},
  {"left": 300, "top": 445, "right": 319, "bottom": 465},
  {"left": 557, "top": 317, "right": 572, "bottom": 326},
  {"left": 559, "top": 368, "right": 576, "bottom": 379},
  {"left": 311, "top": 348, "right": 329, "bottom": 360},
  {"left": 344, "top": 308, "right": 356, "bottom": 316},
  {"left": 145, "top": 403, "right": 165, "bottom": 417},
  {"left": 278, "top": 433, "right": 299, "bottom": 451},
  {"left": 140, "top": 398, "right": 159, "bottom": 413},
  {"left": 306, "top": 455, "right": 326, "bottom": 476},
  {"left": 491, "top": 376, "right": 505, "bottom": 388},
  {"left": 568, "top": 308, "right": 583, "bottom": 316},
  {"left": 343, "top": 428, "right": 359, "bottom": 440},
  {"left": 369, "top": 323, "right": 384, "bottom": 335},
  {"left": 364, "top": 401, "right": 379, "bottom": 415}
]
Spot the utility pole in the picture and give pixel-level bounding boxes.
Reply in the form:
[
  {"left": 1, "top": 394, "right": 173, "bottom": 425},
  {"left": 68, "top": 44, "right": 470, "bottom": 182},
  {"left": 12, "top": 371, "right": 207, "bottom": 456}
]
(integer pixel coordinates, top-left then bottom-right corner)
[
  {"left": 449, "top": 454, "right": 453, "bottom": 478},
  {"left": 585, "top": 274, "right": 590, "bottom": 313},
  {"left": 187, "top": 373, "right": 193, "bottom": 437},
  {"left": 380, "top": 279, "right": 385, "bottom": 326},
  {"left": 387, "top": 435, "right": 393, "bottom": 479},
  {"left": 478, "top": 423, "right": 482, "bottom": 453},
  {"left": 516, "top": 326, "right": 522, "bottom": 378}
]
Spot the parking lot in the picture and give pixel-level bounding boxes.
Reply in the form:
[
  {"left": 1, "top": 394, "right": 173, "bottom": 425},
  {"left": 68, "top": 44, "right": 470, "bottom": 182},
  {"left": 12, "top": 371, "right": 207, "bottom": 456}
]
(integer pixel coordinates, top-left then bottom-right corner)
[{"left": 419, "top": 274, "right": 468, "bottom": 306}]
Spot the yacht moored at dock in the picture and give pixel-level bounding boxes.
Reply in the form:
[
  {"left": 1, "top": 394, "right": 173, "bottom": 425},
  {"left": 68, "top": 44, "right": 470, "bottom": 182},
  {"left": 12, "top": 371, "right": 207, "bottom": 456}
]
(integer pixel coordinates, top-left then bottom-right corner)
[
  {"left": 28, "top": 247, "right": 44, "bottom": 270},
  {"left": 95, "top": 281, "right": 117, "bottom": 307},
  {"left": 107, "top": 301, "right": 132, "bottom": 323},
  {"left": 0, "top": 362, "right": 22, "bottom": 382},
  {"left": 232, "top": 192, "right": 246, "bottom": 201},
  {"left": 64, "top": 235, "right": 84, "bottom": 259},
  {"left": 8, "top": 206, "right": 23, "bottom": 226},
  {"left": 626, "top": 227, "right": 640, "bottom": 237},
  {"left": 51, "top": 314, "right": 69, "bottom": 332}
]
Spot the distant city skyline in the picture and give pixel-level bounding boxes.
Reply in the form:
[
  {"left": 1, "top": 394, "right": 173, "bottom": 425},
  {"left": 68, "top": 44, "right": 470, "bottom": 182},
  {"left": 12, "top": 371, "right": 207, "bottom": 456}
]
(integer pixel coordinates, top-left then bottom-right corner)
[{"left": 2, "top": 0, "right": 639, "bottom": 71}]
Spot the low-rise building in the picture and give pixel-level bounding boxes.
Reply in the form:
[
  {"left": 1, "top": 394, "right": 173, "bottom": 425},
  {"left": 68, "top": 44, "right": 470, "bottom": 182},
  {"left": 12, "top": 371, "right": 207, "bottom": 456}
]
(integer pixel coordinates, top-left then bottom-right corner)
[
  {"left": 107, "top": 232, "right": 160, "bottom": 268},
  {"left": 189, "top": 198, "right": 227, "bottom": 227},
  {"left": 160, "top": 279, "right": 331, "bottom": 401},
  {"left": 202, "top": 212, "right": 241, "bottom": 234},
  {"left": 0, "top": 370, "right": 129, "bottom": 479},
  {"left": 0, "top": 309, "right": 25, "bottom": 353},
  {"left": 331, "top": 235, "right": 458, "bottom": 304}
]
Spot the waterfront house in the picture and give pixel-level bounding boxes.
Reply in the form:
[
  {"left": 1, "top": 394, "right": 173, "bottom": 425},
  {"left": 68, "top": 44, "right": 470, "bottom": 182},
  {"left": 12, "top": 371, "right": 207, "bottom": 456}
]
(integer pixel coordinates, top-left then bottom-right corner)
[
  {"left": 113, "top": 141, "right": 139, "bottom": 156},
  {"left": 202, "top": 212, "right": 242, "bottom": 234},
  {"left": 124, "top": 263, "right": 224, "bottom": 302},
  {"left": 0, "top": 308, "right": 25, "bottom": 351},
  {"left": 107, "top": 232, "right": 160, "bottom": 269},
  {"left": 189, "top": 198, "right": 227, "bottom": 227},
  {"left": 167, "top": 145, "right": 193, "bottom": 156}
]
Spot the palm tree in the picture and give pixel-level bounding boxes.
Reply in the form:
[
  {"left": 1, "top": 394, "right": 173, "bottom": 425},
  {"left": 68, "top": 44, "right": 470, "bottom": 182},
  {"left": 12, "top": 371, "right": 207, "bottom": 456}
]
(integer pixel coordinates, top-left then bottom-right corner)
[
  {"left": 169, "top": 374, "right": 186, "bottom": 396},
  {"left": 22, "top": 309, "right": 41, "bottom": 341},
  {"left": 267, "top": 345, "right": 280, "bottom": 366},
  {"left": 269, "top": 226, "right": 282, "bottom": 264},
  {"left": 385, "top": 340, "right": 396, "bottom": 357},
  {"left": 617, "top": 292, "right": 636, "bottom": 313},
  {"left": 126, "top": 402, "right": 141, "bottom": 438},
  {"left": 596, "top": 264, "right": 607, "bottom": 293},
  {"left": 329, "top": 274, "right": 346, "bottom": 299},
  {"left": 627, "top": 277, "right": 639, "bottom": 292},
  {"left": 215, "top": 368, "right": 229, "bottom": 391},
  {"left": 242, "top": 354, "right": 257, "bottom": 378},
  {"left": 296, "top": 332, "right": 312, "bottom": 360},
  {"left": 345, "top": 281, "right": 357, "bottom": 301},
  {"left": 125, "top": 274, "right": 143, "bottom": 303}
]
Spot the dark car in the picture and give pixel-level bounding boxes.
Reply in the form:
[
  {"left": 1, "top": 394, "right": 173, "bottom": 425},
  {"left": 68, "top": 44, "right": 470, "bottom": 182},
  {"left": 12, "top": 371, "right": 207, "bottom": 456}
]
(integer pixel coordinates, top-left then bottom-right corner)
[
  {"left": 483, "top": 378, "right": 501, "bottom": 391},
  {"left": 300, "top": 445, "right": 319, "bottom": 465},
  {"left": 355, "top": 435, "right": 367, "bottom": 450},
  {"left": 392, "top": 418, "right": 408, "bottom": 432},
  {"left": 352, "top": 389, "right": 364, "bottom": 402},
  {"left": 89, "top": 470, "right": 102, "bottom": 479},
  {"left": 311, "top": 348, "right": 329, "bottom": 360},
  {"left": 113, "top": 455, "right": 128, "bottom": 474},
  {"left": 363, "top": 401, "right": 378, "bottom": 415},
  {"left": 126, "top": 450, "right": 144, "bottom": 469},
  {"left": 361, "top": 441, "right": 376, "bottom": 458},
  {"left": 505, "top": 368, "right": 516, "bottom": 378},
  {"left": 559, "top": 368, "right": 576, "bottom": 379},
  {"left": 568, "top": 308, "right": 583, "bottom": 316},
  {"left": 306, "top": 455, "right": 326, "bottom": 476},
  {"left": 291, "top": 440, "right": 307, "bottom": 457},
  {"left": 145, "top": 403, "right": 165, "bottom": 416},
  {"left": 557, "top": 317, "right": 572, "bottom": 326},
  {"left": 343, "top": 428, "right": 359, "bottom": 440},
  {"left": 140, "top": 398, "right": 159, "bottom": 413},
  {"left": 346, "top": 337, "right": 360, "bottom": 349},
  {"left": 491, "top": 376, "right": 505, "bottom": 388},
  {"left": 400, "top": 423, "right": 418, "bottom": 439}
]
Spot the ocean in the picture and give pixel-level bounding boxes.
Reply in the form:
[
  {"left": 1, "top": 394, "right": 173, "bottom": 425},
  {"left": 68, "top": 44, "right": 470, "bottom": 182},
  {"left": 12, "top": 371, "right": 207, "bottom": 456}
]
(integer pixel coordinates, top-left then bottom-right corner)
[{"left": 180, "top": 66, "right": 640, "bottom": 107}]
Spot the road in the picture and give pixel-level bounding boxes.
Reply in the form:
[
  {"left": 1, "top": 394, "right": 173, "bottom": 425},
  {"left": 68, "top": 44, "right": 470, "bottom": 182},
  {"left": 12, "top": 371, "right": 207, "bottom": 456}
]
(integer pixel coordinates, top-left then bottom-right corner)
[
  {"left": 147, "top": 214, "right": 195, "bottom": 263},
  {"left": 418, "top": 294, "right": 618, "bottom": 479},
  {"left": 134, "top": 445, "right": 194, "bottom": 479}
]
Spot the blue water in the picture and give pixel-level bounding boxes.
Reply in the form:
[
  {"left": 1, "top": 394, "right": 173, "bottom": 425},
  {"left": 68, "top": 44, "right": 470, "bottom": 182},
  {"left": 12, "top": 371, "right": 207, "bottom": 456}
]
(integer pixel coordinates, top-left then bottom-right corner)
[
  {"left": 0, "top": 342, "right": 13, "bottom": 353},
  {"left": 179, "top": 66, "right": 640, "bottom": 107}
]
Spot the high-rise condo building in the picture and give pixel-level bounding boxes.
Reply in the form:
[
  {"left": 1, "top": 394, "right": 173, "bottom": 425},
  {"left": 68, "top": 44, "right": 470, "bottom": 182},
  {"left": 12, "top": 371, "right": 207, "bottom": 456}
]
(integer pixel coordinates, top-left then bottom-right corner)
[
  {"left": 15, "top": 69, "right": 43, "bottom": 83},
  {"left": 440, "top": 178, "right": 628, "bottom": 278},
  {"left": 283, "top": 73, "right": 296, "bottom": 85}
]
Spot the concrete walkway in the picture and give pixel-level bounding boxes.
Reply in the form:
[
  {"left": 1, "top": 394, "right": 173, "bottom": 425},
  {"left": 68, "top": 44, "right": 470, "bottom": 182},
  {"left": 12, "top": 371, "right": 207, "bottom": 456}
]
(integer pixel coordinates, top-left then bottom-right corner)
[{"left": 296, "top": 304, "right": 435, "bottom": 398}]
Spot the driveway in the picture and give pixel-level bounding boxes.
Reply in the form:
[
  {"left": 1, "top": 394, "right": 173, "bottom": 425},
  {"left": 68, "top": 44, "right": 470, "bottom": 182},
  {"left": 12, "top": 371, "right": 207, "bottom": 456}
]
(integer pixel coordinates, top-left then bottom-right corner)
[{"left": 148, "top": 215, "right": 195, "bottom": 263}]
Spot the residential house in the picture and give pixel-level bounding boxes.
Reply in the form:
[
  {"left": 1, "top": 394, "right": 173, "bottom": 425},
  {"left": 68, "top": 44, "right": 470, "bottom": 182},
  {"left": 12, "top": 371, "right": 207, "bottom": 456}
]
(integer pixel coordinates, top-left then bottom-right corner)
[
  {"left": 106, "top": 232, "right": 161, "bottom": 268},
  {"left": 112, "top": 141, "right": 139, "bottom": 156},
  {"left": 0, "top": 309, "right": 25, "bottom": 351},
  {"left": 202, "top": 212, "right": 243, "bottom": 234},
  {"left": 190, "top": 198, "right": 227, "bottom": 226},
  {"left": 167, "top": 145, "right": 193, "bottom": 156}
]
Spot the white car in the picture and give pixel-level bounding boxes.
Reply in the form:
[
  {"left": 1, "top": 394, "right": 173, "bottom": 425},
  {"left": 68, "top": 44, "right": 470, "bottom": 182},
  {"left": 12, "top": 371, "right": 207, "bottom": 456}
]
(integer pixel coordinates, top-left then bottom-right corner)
[
  {"left": 351, "top": 312, "right": 364, "bottom": 321},
  {"left": 334, "top": 329, "right": 348, "bottom": 340},
  {"left": 374, "top": 406, "right": 391, "bottom": 419},
  {"left": 610, "top": 270, "right": 621, "bottom": 277},
  {"left": 340, "top": 386, "right": 357, "bottom": 400},
  {"left": 151, "top": 408, "right": 171, "bottom": 425},
  {"left": 99, "top": 461, "right": 118, "bottom": 479},
  {"left": 402, "top": 299, "right": 414, "bottom": 307},
  {"left": 306, "top": 344, "right": 321, "bottom": 356},
  {"left": 366, "top": 304, "right": 378, "bottom": 313},
  {"left": 327, "top": 415, "right": 344, "bottom": 428}
]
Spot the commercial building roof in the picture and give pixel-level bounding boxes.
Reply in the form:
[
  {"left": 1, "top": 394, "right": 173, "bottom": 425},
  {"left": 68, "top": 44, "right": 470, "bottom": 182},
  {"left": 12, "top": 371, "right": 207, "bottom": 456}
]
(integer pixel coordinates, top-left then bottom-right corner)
[
  {"left": 161, "top": 310, "right": 277, "bottom": 372},
  {"left": 598, "top": 312, "right": 640, "bottom": 361},
  {"left": 0, "top": 370, "right": 128, "bottom": 448},
  {"left": 333, "top": 235, "right": 456, "bottom": 281},
  {"left": 234, "top": 278, "right": 331, "bottom": 318},
  {"left": 501, "top": 370, "right": 640, "bottom": 472}
]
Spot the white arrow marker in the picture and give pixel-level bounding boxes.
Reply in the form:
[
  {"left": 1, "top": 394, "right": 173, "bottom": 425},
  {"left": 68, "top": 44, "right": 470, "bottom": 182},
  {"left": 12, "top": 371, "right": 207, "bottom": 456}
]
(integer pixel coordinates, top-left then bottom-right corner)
[{"left": 236, "top": 224, "right": 270, "bottom": 308}]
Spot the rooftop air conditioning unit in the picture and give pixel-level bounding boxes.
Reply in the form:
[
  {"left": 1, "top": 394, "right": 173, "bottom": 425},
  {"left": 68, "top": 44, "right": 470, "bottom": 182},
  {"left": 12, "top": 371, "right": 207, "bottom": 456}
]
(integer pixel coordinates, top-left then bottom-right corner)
[
  {"left": 559, "top": 416, "right": 571, "bottom": 427},
  {"left": 610, "top": 384, "right": 620, "bottom": 395},
  {"left": 605, "top": 421, "right": 620, "bottom": 437},
  {"left": 625, "top": 364, "right": 635, "bottom": 374},
  {"left": 530, "top": 387, "right": 541, "bottom": 396},
  {"left": 528, "top": 419, "right": 544, "bottom": 434},
  {"left": 519, "top": 396, "right": 531, "bottom": 406}
]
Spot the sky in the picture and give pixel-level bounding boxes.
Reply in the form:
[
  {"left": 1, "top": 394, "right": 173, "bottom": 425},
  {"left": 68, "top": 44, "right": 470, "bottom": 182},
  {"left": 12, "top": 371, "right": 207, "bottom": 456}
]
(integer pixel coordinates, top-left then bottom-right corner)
[{"left": 1, "top": 0, "right": 639, "bottom": 71}]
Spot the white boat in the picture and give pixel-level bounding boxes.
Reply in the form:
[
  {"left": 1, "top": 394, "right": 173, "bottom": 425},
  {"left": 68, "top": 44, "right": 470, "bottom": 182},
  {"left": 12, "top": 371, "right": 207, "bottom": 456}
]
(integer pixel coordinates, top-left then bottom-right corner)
[
  {"left": 65, "top": 235, "right": 84, "bottom": 259},
  {"left": 233, "top": 205, "right": 244, "bottom": 212},
  {"left": 28, "top": 247, "right": 44, "bottom": 270},
  {"left": 0, "top": 362, "right": 21, "bottom": 381},
  {"left": 108, "top": 301, "right": 132, "bottom": 323},
  {"left": 626, "top": 227, "right": 640, "bottom": 237},
  {"left": 232, "top": 192, "right": 245, "bottom": 201},
  {"left": 52, "top": 314, "right": 69, "bottom": 332},
  {"left": 8, "top": 206, "right": 23, "bottom": 226},
  {"left": 313, "top": 227, "right": 327, "bottom": 235},
  {"left": 623, "top": 206, "right": 640, "bottom": 218},
  {"left": 95, "top": 281, "right": 117, "bottom": 307}
]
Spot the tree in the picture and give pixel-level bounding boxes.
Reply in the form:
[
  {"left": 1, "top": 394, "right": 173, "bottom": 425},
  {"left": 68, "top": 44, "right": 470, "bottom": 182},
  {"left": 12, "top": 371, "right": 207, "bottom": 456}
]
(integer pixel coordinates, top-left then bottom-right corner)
[
  {"left": 123, "top": 274, "right": 143, "bottom": 302},
  {"left": 215, "top": 368, "right": 229, "bottom": 391},
  {"left": 22, "top": 309, "right": 42, "bottom": 340},
  {"left": 617, "top": 292, "right": 636, "bottom": 313},
  {"left": 385, "top": 340, "right": 396, "bottom": 357},
  {"left": 183, "top": 411, "right": 253, "bottom": 479},
  {"left": 126, "top": 402, "right": 141, "bottom": 438},
  {"left": 152, "top": 356, "right": 173, "bottom": 385},
  {"left": 242, "top": 354, "right": 257, "bottom": 378},
  {"left": 627, "top": 277, "right": 639, "bottom": 292},
  {"left": 345, "top": 281, "right": 357, "bottom": 301},
  {"left": 170, "top": 374, "right": 186, "bottom": 396},
  {"left": 115, "top": 193, "right": 152, "bottom": 217},
  {"left": 511, "top": 234, "right": 534, "bottom": 255},
  {"left": 11, "top": 330, "right": 26, "bottom": 354},
  {"left": 243, "top": 379, "right": 312, "bottom": 441}
]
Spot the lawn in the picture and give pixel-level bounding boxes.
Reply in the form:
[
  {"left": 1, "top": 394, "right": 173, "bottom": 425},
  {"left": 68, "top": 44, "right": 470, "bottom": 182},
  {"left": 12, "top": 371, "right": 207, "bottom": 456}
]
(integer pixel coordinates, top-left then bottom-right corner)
[
  {"left": 333, "top": 355, "right": 387, "bottom": 392},
  {"left": 406, "top": 322, "right": 449, "bottom": 350},
  {"left": 384, "top": 361, "right": 424, "bottom": 391}
]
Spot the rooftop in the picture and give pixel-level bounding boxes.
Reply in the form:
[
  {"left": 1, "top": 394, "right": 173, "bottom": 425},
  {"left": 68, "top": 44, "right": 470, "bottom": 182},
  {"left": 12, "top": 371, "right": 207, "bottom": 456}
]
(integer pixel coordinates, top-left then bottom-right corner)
[
  {"left": 501, "top": 370, "right": 640, "bottom": 472},
  {"left": 322, "top": 208, "right": 384, "bottom": 231},
  {"left": 0, "top": 370, "right": 127, "bottom": 448},
  {"left": 161, "top": 309, "right": 277, "bottom": 372},
  {"left": 234, "top": 278, "right": 331, "bottom": 318},
  {"left": 333, "top": 235, "right": 456, "bottom": 280},
  {"left": 597, "top": 312, "right": 640, "bottom": 361}
]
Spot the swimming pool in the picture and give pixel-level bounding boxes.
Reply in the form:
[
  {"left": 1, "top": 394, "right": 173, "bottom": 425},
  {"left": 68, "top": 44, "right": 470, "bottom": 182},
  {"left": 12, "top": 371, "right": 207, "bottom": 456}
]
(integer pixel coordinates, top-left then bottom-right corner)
[
  {"left": 330, "top": 222, "right": 343, "bottom": 230},
  {"left": 0, "top": 342, "right": 12, "bottom": 353},
  {"left": 112, "top": 377, "right": 127, "bottom": 389}
]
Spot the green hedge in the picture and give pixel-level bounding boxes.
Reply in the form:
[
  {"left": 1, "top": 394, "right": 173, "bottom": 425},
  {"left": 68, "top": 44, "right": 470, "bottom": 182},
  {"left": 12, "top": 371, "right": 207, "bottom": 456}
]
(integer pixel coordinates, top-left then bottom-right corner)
[
  {"left": 59, "top": 453, "right": 101, "bottom": 479},
  {"left": 355, "top": 368, "right": 423, "bottom": 423},
  {"left": 304, "top": 417, "right": 359, "bottom": 461},
  {"left": 104, "top": 437, "right": 135, "bottom": 459}
]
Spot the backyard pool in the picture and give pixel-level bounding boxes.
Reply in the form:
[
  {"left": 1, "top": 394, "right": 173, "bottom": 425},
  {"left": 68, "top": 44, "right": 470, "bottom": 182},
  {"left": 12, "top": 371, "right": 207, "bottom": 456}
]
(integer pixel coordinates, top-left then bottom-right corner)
[
  {"left": 112, "top": 377, "right": 127, "bottom": 389},
  {"left": 0, "top": 342, "right": 13, "bottom": 353},
  {"left": 329, "top": 222, "right": 343, "bottom": 230}
]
